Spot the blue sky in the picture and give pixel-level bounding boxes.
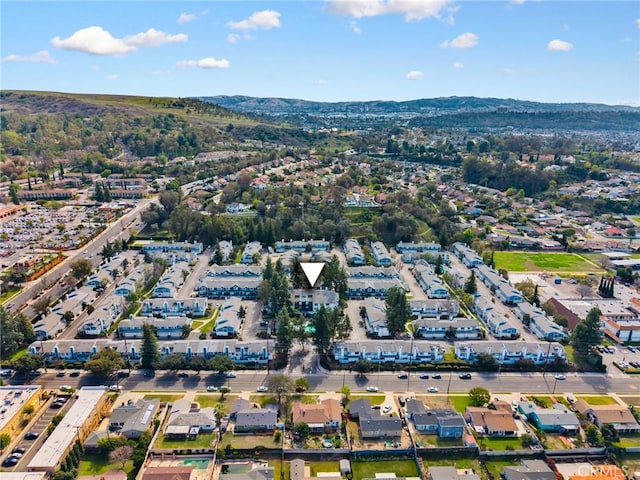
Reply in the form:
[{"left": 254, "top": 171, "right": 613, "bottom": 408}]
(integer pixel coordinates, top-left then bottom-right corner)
[{"left": 1, "top": 1, "right": 639, "bottom": 105}]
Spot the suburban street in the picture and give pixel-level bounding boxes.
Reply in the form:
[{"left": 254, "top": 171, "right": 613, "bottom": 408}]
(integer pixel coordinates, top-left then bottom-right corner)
[{"left": 15, "top": 369, "right": 640, "bottom": 395}]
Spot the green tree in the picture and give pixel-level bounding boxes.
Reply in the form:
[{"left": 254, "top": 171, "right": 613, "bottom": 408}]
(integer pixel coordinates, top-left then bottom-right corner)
[
  {"left": 520, "top": 433, "right": 535, "bottom": 447},
  {"left": 62, "top": 311, "right": 75, "bottom": 324},
  {"left": 353, "top": 359, "right": 373, "bottom": 376},
  {"left": 9, "top": 183, "right": 20, "bottom": 204},
  {"left": 85, "top": 347, "right": 125, "bottom": 377},
  {"left": 475, "top": 353, "right": 499, "bottom": 372},
  {"left": 209, "top": 355, "right": 233, "bottom": 375},
  {"left": 322, "top": 255, "right": 348, "bottom": 299},
  {"left": 264, "top": 374, "right": 294, "bottom": 411},
  {"left": 140, "top": 323, "right": 160, "bottom": 370},
  {"left": 468, "top": 387, "right": 491, "bottom": 407},
  {"left": 385, "top": 286, "right": 411, "bottom": 338},
  {"left": 292, "top": 422, "right": 310, "bottom": 440},
  {"left": 585, "top": 424, "right": 603, "bottom": 446},
  {"left": 159, "top": 354, "right": 186, "bottom": 372},
  {"left": 571, "top": 307, "right": 602, "bottom": 356},
  {"left": 13, "top": 353, "right": 42, "bottom": 374},
  {"left": 275, "top": 307, "right": 293, "bottom": 357},
  {"left": 0, "top": 306, "right": 35, "bottom": 357},
  {"left": 295, "top": 378, "right": 309, "bottom": 392},
  {"left": 601, "top": 424, "right": 619, "bottom": 445},
  {"left": 188, "top": 355, "right": 206, "bottom": 373},
  {"left": 0, "top": 432, "right": 11, "bottom": 452},
  {"left": 464, "top": 271, "right": 477, "bottom": 294},
  {"left": 70, "top": 259, "right": 93, "bottom": 280},
  {"left": 312, "top": 305, "right": 332, "bottom": 356},
  {"left": 292, "top": 316, "right": 309, "bottom": 352}
]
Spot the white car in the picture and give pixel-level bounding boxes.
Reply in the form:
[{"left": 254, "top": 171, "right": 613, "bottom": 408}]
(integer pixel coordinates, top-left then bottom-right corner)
[
  {"left": 206, "top": 386, "right": 219, "bottom": 392},
  {"left": 226, "top": 372, "right": 237, "bottom": 378},
  {"left": 256, "top": 386, "right": 268, "bottom": 392},
  {"left": 427, "top": 386, "right": 439, "bottom": 393},
  {"left": 382, "top": 405, "right": 392, "bottom": 414},
  {"left": 554, "top": 374, "right": 566, "bottom": 380},
  {"left": 366, "top": 386, "right": 379, "bottom": 392},
  {"left": 108, "top": 385, "right": 122, "bottom": 391},
  {"left": 60, "top": 385, "right": 73, "bottom": 392}
]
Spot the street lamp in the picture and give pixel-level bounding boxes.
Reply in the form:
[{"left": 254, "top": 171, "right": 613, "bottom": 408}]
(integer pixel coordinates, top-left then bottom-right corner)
[{"left": 552, "top": 377, "right": 559, "bottom": 395}]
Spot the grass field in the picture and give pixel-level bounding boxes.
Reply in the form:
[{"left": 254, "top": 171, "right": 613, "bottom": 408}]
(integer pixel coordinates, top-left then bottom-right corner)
[
  {"left": 494, "top": 252, "right": 603, "bottom": 273},
  {"left": 478, "top": 436, "right": 524, "bottom": 451},
  {"left": 576, "top": 395, "right": 618, "bottom": 405},
  {"left": 352, "top": 460, "right": 419, "bottom": 479},
  {"left": 156, "top": 432, "right": 217, "bottom": 449},
  {"left": 195, "top": 394, "right": 237, "bottom": 410},
  {"left": 78, "top": 453, "right": 133, "bottom": 476},
  {"left": 218, "top": 431, "right": 280, "bottom": 450},
  {"left": 143, "top": 393, "right": 184, "bottom": 402}
]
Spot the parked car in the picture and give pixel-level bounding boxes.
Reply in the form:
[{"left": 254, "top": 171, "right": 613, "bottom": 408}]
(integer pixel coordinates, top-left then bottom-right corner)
[
  {"left": 206, "top": 386, "right": 219, "bottom": 392},
  {"left": 108, "top": 385, "right": 122, "bottom": 391},
  {"left": 432, "top": 374, "right": 442, "bottom": 379},
  {"left": 427, "top": 387, "right": 439, "bottom": 393},
  {"left": 12, "top": 448, "right": 26, "bottom": 455},
  {"left": 256, "top": 386, "right": 268, "bottom": 392},
  {"left": 60, "top": 385, "right": 73, "bottom": 392},
  {"left": 459, "top": 373, "right": 472, "bottom": 379},
  {"left": 70, "top": 370, "right": 81, "bottom": 377},
  {"left": 2, "top": 457, "right": 18, "bottom": 467},
  {"left": 366, "top": 386, "right": 379, "bottom": 392},
  {"left": 382, "top": 405, "right": 392, "bottom": 414},
  {"left": 225, "top": 372, "right": 237, "bottom": 378},
  {"left": 419, "top": 374, "right": 430, "bottom": 379},
  {"left": 397, "top": 373, "right": 408, "bottom": 379},
  {"left": 56, "top": 371, "right": 65, "bottom": 377},
  {"left": 24, "top": 431, "right": 39, "bottom": 440},
  {"left": 554, "top": 374, "right": 566, "bottom": 380}
]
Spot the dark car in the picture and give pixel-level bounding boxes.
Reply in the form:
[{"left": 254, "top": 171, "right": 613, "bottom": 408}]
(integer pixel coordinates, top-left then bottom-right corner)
[
  {"left": 397, "top": 373, "right": 408, "bottom": 379},
  {"left": 50, "top": 402, "right": 63, "bottom": 409},
  {"left": 459, "top": 373, "right": 472, "bottom": 379},
  {"left": 178, "top": 372, "right": 189, "bottom": 378},
  {"left": 143, "top": 370, "right": 155, "bottom": 377},
  {"left": 2, "top": 457, "right": 19, "bottom": 467},
  {"left": 69, "top": 371, "right": 81, "bottom": 377},
  {"left": 24, "top": 431, "right": 39, "bottom": 440},
  {"left": 12, "top": 448, "right": 26, "bottom": 455},
  {"left": 419, "top": 374, "right": 430, "bottom": 379},
  {"left": 117, "top": 371, "right": 130, "bottom": 378},
  {"left": 432, "top": 374, "right": 442, "bottom": 379}
]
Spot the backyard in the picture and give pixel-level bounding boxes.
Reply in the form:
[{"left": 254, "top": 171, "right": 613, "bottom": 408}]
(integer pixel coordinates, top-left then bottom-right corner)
[
  {"left": 78, "top": 452, "right": 133, "bottom": 476},
  {"left": 413, "top": 433, "right": 464, "bottom": 448},
  {"left": 156, "top": 431, "right": 217, "bottom": 449},
  {"left": 477, "top": 436, "right": 524, "bottom": 451},
  {"left": 494, "top": 252, "right": 603, "bottom": 273},
  {"left": 351, "top": 460, "right": 419, "bottom": 479},
  {"left": 218, "top": 431, "right": 280, "bottom": 450}
]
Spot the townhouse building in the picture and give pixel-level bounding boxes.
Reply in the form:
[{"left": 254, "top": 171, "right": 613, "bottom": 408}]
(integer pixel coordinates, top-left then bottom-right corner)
[
  {"left": 371, "top": 241, "right": 392, "bottom": 266},
  {"left": 475, "top": 265, "right": 523, "bottom": 305},
  {"left": 413, "top": 318, "right": 482, "bottom": 340},
  {"left": 344, "top": 238, "right": 365, "bottom": 266},
  {"left": 141, "top": 240, "right": 203, "bottom": 255},
  {"left": 213, "top": 297, "right": 243, "bottom": 337},
  {"left": 275, "top": 239, "right": 330, "bottom": 253},
  {"left": 451, "top": 242, "right": 484, "bottom": 268},
  {"left": 140, "top": 297, "right": 208, "bottom": 318},
  {"left": 333, "top": 340, "right": 443, "bottom": 364},
  {"left": 241, "top": 241, "right": 262, "bottom": 264},
  {"left": 409, "top": 299, "right": 460, "bottom": 320},
  {"left": 117, "top": 315, "right": 191, "bottom": 339},
  {"left": 514, "top": 302, "right": 568, "bottom": 341},
  {"left": 290, "top": 289, "right": 340, "bottom": 315},
  {"left": 413, "top": 261, "right": 449, "bottom": 298}
]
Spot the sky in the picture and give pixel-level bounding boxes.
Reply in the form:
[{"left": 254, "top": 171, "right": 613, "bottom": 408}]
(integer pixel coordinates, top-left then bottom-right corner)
[{"left": 1, "top": 1, "right": 639, "bottom": 105}]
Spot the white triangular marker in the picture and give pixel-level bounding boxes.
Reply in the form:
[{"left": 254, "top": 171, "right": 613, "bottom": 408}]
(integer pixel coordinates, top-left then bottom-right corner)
[{"left": 300, "top": 262, "right": 325, "bottom": 288}]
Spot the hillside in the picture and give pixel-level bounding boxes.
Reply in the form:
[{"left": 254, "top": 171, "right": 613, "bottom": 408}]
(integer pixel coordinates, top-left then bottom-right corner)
[{"left": 200, "top": 95, "right": 640, "bottom": 131}]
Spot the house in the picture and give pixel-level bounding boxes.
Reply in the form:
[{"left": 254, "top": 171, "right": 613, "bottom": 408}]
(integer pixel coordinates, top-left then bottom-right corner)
[
  {"left": 515, "top": 302, "right": 568, "bottom": 341},
  {"left": 234, "top": 408, "right": 278, "bottom": 434},
  {"left": 413, "top": 318, "right": 482, "bottom": 340},
  {"left": 291, "top": 399, "right": 342, "bottom": 432},
  {"left": 406, "top": 400, "right": 465, "bottom": 438},
  {"left": 503, "top": 461, "right": 555, "bottom": 480},
  {"left": 572, "top": 399, "right": 640, "bottom": 433},
  {"left": 142, "top": 467, "right": 194, "bottom": 480},
  {"left": 291, "top": 289, "right": 340, "bottom": 316},
  {"left": 166, "top": 401, "right": 216, "bottom": 438},
  {"left": 141, "top": 241, "right": 203, "bottom": 255},
  {"left": 428, "top": 467, "right": 480, "bottom": 480},
  {"left": 371, "top": 241, "right": 392, "bottom": 266},
  {"left": 413, "top": 262, "right": 449, "bottom": 299},
  {"left": 141, "top": 298, "right": 208, "bottom": 318},
  {"left": 213, "top": 297, "right": 243, "bottom": 337},
  {"left": 517, "top": 401, "right": 580, "bottom": 434},
  {"left": 451, "top": 243, "right": 483, "bottom": 268},
  {"left": 117, "top": 315, "right": 191, "bottom": 339},
  {"left": 604, "top": 319, "right": 640, "bottom": 344},
  {"left": 216, "top": 240, "right": 234, "bottom": 263},
  {"left": 109, "top": 399, "right": 159, "bottom": 438},
  {"left": 226, "top": 202, "right": 250, "bottom": 214},
  {"left": 455, "top": 341, "right": 566, "bottom": 365},
  {"left": 241, "top": 241, "right": 262, "bottom": 264},
  {"left": 333, "top": 341, "right": 443, "bottom": 364},
  {"left": 396, "top": 241, "right": 441, "bottom": 253},
  {"left": 409, "top": 299, "right": 460, "bottom": 320},
  {"left": 361, "top": 297, "right": 390, "bottom": 338},
  {"left": 348, "top": 399, "right": 401, "bottom": 439},
  {"left": 197, "top": 278, "right": 261, "bottom": 299},
  {"left": 475, "top": 265, "right": 523, "bottom": 305},
  {"left": 223, "top": 465, "right": 274, "bottom": 480},
  {"left": 347, "top": 278, "right": 406, "bottom": 299},
  {"left": 275, "top": 239, "right": 330, "bottom": 253},
  {"left": 465, "top": 407, "right": 518, "bottom": 437},
  {"left": 344, "top": 239, "right": 365, "bottom": 266}
]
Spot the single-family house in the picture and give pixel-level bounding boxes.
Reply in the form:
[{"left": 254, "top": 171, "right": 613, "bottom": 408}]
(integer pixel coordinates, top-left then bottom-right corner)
[
  {"left": 291, "top": 399, "right": 342, "bottom": 433},
  {"left": 234, "top": 408, "right": 278, "bottom": 434},
  {"left": 109, "top": 399, "right": 159, "bottom": 438},
  {"left": 517, "top": 401, "right": 580, "bottom": 434},
  {"left": 572, "top": 400, "right": 640, "bottom": 433},
  {"left": 503, "top": 461, "right": 555, "bottom": 480},
  {"left": 465, "top": 407, "right": 518, "bottom": 437},
  {"left": 348, "top": 398, "right": 401, "bottom": 439}
]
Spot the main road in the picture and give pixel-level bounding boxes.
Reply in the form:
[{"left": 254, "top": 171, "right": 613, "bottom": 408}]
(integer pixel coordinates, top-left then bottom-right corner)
[{"left": 20, "top": 370, "right": 639, "bottom": 396}]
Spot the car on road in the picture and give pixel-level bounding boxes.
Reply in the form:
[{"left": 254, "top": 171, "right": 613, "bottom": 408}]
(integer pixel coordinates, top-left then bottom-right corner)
[
  {"left": 109, "top": 385, "right": 122, "bottom": 391},
  {"left": 206, "top": 386, "right": 219, "bottom": 392},
  {"left": 432, "top": 374, "right": 442, "bottom": 379},
  {"left": 12, "top": 448, "right": 26, "bottom": 455},
  {"left": 397, "top": 373, "right": 408, "bottom": 379},
  {"left": 70, "top": 370, "right": 81, "bottom": 377},
  {"left": 24, "top": 431, "right": 39, "bottom": 440},
  {"left": 56, "top": 371, "right": 65, "bottom": 377},
  {"left": 9, "top": 452, "right": 23, "bottom": 459},
  {"left": 117, "top": 371, "right": 130, "bottom": 378},
  {"left": 226, "top": 372, "right": 237, "bottom": 378},
  {"left": 0, "top": 369, "right": 13, "bottom": 377},
  {"left": 419, "top": 374, "right": 430, "bottom": 379},
  {"left": 459, "top": 373, "right": 472, "bottom": 379},
  {"left": 427, "top": 387, "right": 439, "bottom": 393},
  {"left": 2, "top": 457, "right": 19, "bottom": 467},
  {"left": 178, "top": 372, "right": 189, "bottom": 378},
  {"left": 366, "top": 386, "right": 379, "bottom": 392},
  {"left": 28, "top": 370, "right": 42, "bottom": 377},
  {"left": 256, "top": 386, "right": 268, "bottom": 392},
  {"left": 60, "top": 385, "right": 73, "bottom": 392},
  {"left": 554, "top": 374, "right": 566, "bottom": 380},
  {"left": 382, "top": 405, "right": 392, "bottom": 414}
]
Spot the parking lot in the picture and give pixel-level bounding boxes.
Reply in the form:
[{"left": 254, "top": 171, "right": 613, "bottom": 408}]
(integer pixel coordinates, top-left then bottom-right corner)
[{"left": 239, "top": 300, "right": 265, "bottom": 341}]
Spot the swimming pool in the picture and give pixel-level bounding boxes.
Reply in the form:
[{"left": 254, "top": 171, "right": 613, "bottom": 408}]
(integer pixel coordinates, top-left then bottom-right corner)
[{"left": 182, "top": 459, "right": 210, "bottom": 470}]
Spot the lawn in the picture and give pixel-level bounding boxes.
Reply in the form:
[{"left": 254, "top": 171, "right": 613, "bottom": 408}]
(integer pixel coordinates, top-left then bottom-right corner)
[
  {"left": 352, "top": 460, "right": 419, "bottom": 480},
  {"left": 195, "top": 394, "right": 237, "bottom": 410},
  {"left": 484, "top": 460, "right": 520, "bottom": 480},
  {"left": 449, "top": 396, "right": 473, "bottom": 413},
  {"left": 423, "top": 457, "right": 484, "bottom": 477},
  {"left": 78, "top": 452, "right": 133, "bottom": 476},
  {"left": 143, "top": 393, "right": 184, "bottom": 402},
  {"left": 494, "top": 252, "right": 603, "bottom": 273},
  {"left": 309, "top": 461, "right": 341, "bottom": 475},
  {"left": 156, "top": 432, "right": 217, "bottom": 449},
  {"left": 478, "top": 436, "right": 525, "bottom": 451},
  {"left": 576, "top": 395, "right": 618, "bottom": 405},
  {"left": 620, "top": 396, "right": 640, "bottom": 407},
  {"left": 218, "top": 431, "right": 280, "bottom": 450},
  {"left": 349, "top": 395, "right": 386, "bottom": 405},
  {"left": 615, "top": 434, "right": 640, "bottom": 448},
  {"left": 414, "top": 434, "right": 463, "bottom": 448}
]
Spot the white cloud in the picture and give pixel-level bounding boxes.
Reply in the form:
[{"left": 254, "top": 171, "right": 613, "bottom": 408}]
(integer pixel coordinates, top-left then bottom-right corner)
[
  {"left": 350, "top": 21, "right": 361, "bottom": 33},
  {"left": 406, "top": 70, "right": 424, "bottom": 80},
  {"left": 326, "top": 0, "right": 452, "bottom": 21},
  {"left": 107, "top": 74, "right": 118, "bottom": 80},
  {"left": 52, "top": 26, "right": 135, "bottom": 56},
  {"left": 177, "top": 57, "right": 230, "bottom": 69},
  {"left": 453, "top": 61, "right": 464, "bottom": 69},
  {"left": 636, "top": 18, "right": 640, "bottom": 28},
  {"left": 315, "top": 79, "right": 327, "bottom": 85},
  {"left": 177, "top": 13, "right": 196, "bottom": 24},
  {"left": 510, "top": 0, "right": 526, "bottom": 4},
  {"left": 52, "top": 26, "right": 187, "bottom": 56},
  {"left": 501, "top": 68, "right": 516, "bottom": 75},
  {"left": 3, "top": 49, "right": 56, "bottom": 64},
  {"left": 547, "top": 39, "right": 573, "bottom": 51},
  {"left": 124, "top": 28, "right": 187, "bottom": 47},
  {"left": 227, "top": 10, "right": 281, "bottom": 31},
  {"left": 226, "top": 33, "right": 239, "bottom": 44},
  {"left": 440, "top": 32, "right": 478, "bottom": 49}
]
